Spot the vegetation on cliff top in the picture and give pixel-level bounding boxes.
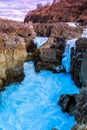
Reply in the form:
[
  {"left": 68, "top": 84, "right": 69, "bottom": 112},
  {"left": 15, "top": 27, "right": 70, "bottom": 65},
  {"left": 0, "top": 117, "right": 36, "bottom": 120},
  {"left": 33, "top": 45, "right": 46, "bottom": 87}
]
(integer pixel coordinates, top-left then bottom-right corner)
[{"left": 24, "top": 0, "right": 87, "bottom": 25}]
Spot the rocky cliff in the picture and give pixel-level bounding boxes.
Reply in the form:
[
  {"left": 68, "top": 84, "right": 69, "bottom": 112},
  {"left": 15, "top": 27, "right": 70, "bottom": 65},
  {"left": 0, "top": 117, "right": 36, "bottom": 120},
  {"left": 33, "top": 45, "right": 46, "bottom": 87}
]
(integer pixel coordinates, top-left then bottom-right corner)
[
  {"left": 24, "top": 0, "right": 87, "bottom": 25},
  {"left": 0, "top": 19, "right": 36, "bottom": 90},
  {"left": 58, "top": 39, "right": 87, "bottom": 129},
  {"left": 33, "top": 23, "right": 83, "bottom": 39}
]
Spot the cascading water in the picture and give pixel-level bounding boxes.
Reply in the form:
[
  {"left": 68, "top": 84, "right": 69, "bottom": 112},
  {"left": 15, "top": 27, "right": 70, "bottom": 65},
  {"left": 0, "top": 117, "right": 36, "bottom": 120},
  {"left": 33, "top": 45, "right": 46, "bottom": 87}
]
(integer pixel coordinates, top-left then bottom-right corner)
[
  {"left": 62, "top": 39, "right": 77, "bottom": 73},
  {"left": 0, "top": 61, "right": 79, "bottom": 130},
  {"left": 62, "top": 28, "right": 87, "bottom": 73},
  {"left": 33, "top": 37, "right": 49, "bottom": 48}
]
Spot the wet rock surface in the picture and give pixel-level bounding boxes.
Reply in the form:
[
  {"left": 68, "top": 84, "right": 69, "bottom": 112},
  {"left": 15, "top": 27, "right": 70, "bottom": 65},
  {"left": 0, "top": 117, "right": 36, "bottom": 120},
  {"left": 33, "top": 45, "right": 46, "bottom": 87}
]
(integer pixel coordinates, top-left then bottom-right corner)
[
  {"left": 58, "top": 88, "right": 87, "bottom": 129},
  {"left": 71, "top": 38, "right": 87, "bottom": 87},
  {"left": 33, "top": 37, "right": 66, "bottom": 72},
  {"left": 58, "top": 94, "right": 77, "bottom": 115}
]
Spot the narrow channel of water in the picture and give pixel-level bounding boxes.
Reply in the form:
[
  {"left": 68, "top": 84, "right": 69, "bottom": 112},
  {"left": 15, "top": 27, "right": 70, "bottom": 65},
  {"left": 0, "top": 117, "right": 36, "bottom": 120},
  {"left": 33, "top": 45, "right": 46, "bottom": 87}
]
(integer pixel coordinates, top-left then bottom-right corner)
[{"left": 0, "top": 61, "right": 79, "bottom": 130}]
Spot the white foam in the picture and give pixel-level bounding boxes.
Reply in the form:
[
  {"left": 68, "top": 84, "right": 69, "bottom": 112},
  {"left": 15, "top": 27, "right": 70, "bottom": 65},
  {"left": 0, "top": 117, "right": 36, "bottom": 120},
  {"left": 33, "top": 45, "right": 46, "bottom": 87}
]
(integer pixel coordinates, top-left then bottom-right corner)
[
  {"left": 82, "top": 29, "right": 87, "bottom": 38},
  {"left": 66, "top": 22, "right": 77, "bottom": 27}
]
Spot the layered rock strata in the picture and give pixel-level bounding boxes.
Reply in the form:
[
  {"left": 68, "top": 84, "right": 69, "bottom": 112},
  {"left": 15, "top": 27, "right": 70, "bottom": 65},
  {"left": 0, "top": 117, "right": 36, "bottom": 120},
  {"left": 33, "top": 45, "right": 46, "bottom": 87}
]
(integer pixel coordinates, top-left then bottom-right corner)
[
  {"left": 0, "top": 19, "right": 36, "bottom": 90},
  {"left": 33, "top": 23, "right": 83, "bottom": 39}
]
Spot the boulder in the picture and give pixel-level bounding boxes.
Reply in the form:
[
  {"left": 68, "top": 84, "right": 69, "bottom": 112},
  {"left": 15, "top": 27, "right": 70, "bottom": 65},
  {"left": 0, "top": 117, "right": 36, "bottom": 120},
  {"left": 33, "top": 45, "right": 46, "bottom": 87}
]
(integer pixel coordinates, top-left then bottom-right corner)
[
  {"left": 58, "top": 94, "right": 77, "bottom": 115},
  {"left": 59, "top": 88, "right": 87, "bottom": 129},
  {"left": 33, "top": 37, "right": 66, "bottom": 72}
]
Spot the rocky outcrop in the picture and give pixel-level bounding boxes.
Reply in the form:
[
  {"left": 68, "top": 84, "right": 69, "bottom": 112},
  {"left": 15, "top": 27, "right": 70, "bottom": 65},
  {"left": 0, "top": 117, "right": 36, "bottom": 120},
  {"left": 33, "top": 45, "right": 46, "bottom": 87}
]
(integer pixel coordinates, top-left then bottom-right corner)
[
  {"left": 0, "top": 19, "right": 36, "bottom": 90},
  {"left": 80, "top": 50, "right": 87, "bottom": 87},
  {"left": 33, "top": 37, "right": 66, "bottom": 72},
  {"left": 0, "top": 34, "right": 27, "bottom": 90},
  {"left": 58, "top": 94, "right": 77, "bottom": 115},
  {"left": 24, "top": 0, "right": 87, "bottom": 25},
  {"left": 0, "top": 18, "right": 36, "bottom": 52},
  {"left": 59, "top": 48, "right": 87, "bottom": 129},
  {"left": 33, "top": 23, "right": 83, "bottom": 39},
  {"left": 71, "top": 38, "right": 87, "bottom": 87},
  {"left": 58, "top": 88, "right": 87, "bottom": 129}
]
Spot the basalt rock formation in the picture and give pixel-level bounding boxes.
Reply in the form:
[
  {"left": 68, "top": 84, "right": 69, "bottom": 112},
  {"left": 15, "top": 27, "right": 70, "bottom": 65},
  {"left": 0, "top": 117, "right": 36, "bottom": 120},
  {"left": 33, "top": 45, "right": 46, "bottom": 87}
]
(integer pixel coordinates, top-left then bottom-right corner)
[
  {"left": 0, "top": 19, "right": 36, "bottom": 90},
  {"left": 24, "top": 0, "right": 87, "bottom": 25},
  {"left": 80, "top": 49, "right": 87, "bottom": 88},
  {"left": 71, "top": 38, "right": 87, "bottom": 87},
  {"left": 0, "top": 34, "right": 27, "bottom": 89}
]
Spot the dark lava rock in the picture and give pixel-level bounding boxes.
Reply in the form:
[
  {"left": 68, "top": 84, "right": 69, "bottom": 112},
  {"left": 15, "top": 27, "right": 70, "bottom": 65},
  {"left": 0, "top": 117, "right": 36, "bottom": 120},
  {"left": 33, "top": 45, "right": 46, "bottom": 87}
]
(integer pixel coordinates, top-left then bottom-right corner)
[
  {"left": 71, "top": 38, "right": 87, "bottom": 87},
  {"left": 58, "top": 94, "right": 77, "bottom": 115},
  {"left": 59, "top": 88, "right": 87, "bottom": 129},
  {"left": 80, "top": 50, "right": 87, "bottom": 87}
]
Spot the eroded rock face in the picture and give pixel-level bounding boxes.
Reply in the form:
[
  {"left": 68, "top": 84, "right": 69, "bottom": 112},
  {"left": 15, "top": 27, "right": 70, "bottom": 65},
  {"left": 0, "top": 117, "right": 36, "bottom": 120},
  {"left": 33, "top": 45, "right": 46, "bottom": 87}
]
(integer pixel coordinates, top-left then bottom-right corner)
[
  {"left": 80, "top": 50, "right": 87, "bottom": 87},
  {"left": 33, "top": 23, "right": 83, "bottom": 40},
  {"left": 0, "top": 19, "right": 36, "bottom": 90},
  {"left": 58, "top": 94, "right": 77, "bottom": 115},
  {"left": 33, "top": 37, "right": 65, "bottom": 72},
  {"left": 71, "top": 38, "right": 87, "bottom": 87},
  {"left": 0, "top": 34, "right": 27, "bottom": 90},
  {"left": 72, "top": 88, "right": 87, "bottom": 129},
  {"left": 58, "top": 88, "right": 87, "bottom": 129}
]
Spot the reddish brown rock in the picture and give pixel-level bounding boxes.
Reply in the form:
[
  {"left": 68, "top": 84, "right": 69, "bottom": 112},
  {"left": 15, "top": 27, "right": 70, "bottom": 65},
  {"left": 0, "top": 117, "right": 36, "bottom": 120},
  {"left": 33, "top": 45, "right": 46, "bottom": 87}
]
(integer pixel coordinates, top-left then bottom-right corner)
[
  {"left": 0, "top": 18, "right": 37, "bottom": 90},
  {"left": 24, "top": 0, "right": 87, "bottom": 25},
  {"left": 33, "top": 23, "right": 83, "bottom": 40}
]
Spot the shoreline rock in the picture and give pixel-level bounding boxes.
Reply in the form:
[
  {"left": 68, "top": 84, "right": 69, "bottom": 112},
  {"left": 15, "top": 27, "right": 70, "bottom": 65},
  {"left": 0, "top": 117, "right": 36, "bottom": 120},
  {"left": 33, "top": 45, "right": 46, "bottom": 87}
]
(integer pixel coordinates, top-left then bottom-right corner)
[
  {"left": 33, "top": 23, "right": 83, "bottom": 39},
  {"left": 0, "top": 18, "right": 36, "bottom": 90}
]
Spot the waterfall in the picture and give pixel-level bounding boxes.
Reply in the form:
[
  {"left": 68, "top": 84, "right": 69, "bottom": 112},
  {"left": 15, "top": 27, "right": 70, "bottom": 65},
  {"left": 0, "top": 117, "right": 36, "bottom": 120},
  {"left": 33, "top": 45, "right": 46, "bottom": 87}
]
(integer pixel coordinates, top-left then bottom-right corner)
[
  {"left": 62, "top": 39, "right": 77, "bottom": 73},
  {"left": 33, "top": 37, "right": 49, "bottom": 48},
  {"left": 82, "top": 29, "right": 87, "bottom": 38}
]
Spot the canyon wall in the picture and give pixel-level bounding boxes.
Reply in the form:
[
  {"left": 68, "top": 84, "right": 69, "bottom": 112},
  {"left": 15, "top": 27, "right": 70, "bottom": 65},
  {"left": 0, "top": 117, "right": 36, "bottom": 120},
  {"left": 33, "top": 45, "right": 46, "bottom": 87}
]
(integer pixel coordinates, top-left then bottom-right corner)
[{"left": 0, "top": 19, "right": 36, "bottom": 90}]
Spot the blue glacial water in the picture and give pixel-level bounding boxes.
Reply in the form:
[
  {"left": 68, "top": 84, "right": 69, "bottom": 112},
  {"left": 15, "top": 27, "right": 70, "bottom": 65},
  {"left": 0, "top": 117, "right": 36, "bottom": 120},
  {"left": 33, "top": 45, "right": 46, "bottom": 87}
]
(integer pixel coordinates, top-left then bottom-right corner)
[
  {"left": 0, "top": 61, "right": 79, "bottom": 130},
  {"left": 62, "top": 39, "right": 77, "bottom": 73}
]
